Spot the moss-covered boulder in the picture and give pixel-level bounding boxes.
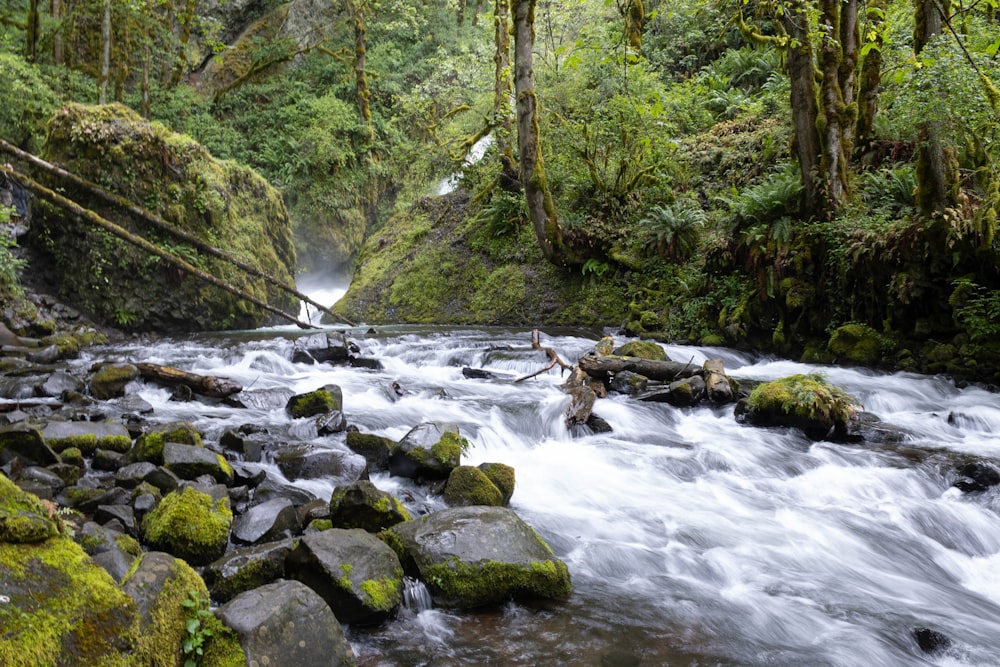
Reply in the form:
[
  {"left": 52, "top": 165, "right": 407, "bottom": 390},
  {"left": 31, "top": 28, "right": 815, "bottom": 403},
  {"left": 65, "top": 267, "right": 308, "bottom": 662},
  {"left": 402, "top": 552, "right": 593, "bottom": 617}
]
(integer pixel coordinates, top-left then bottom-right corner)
[
  {"left": 387, "top": 422, "right": 466, "bottom": 480},
  {"left": 162, "top": 442, "right": 234, "bottom": 485},
  {"left": 387, "top": 506, "right": 571, "bottom": 609},
  {"left": 828, "top": 323, "right": 887, "bottom": 366},
  {"left": 89, "top": 363, "right": 140, "bottom": 400},
  {"left": 477, "top": 462, "right": 516, "bottom": 505},
  {"left": 131, "top": 421, "right": 203, "bottom": 465},
  {"left": 443, "top": 466, "right": 504, "bottom": 507},
  {"left": 286, "top": 384, "right": 343, "bottom": 419},
  {"left": 203, "top": 538, "right": 299, "bottom": 603},
  {"left": 345, "top": 431, "right": 396, "bottom": 471},
  {"left": 0, "top": 477, "right": 145, "bottom": 667},
  {"left": 141, "top": 486, "right": 232, "bottom": 565},
  {"left": 611, "top": 340, "right": 668, "bottom": 361},
  {"left": 41, "top": 420, "right": 132, "bottom": 455},
  {"left": 0, "top": 422, "right": 59, "bottom": 467},
  {"left": 742, "top": 373, "right": 861, "bottom": 440},
  {"left": 25, "top": 103, "right": 297, "bottom": 332},
  {"left": 328, "top": 480, "right": 411, "bottom": 532},
  {"left": 286, "top": 528, "right": 404, "bottom": 625}
]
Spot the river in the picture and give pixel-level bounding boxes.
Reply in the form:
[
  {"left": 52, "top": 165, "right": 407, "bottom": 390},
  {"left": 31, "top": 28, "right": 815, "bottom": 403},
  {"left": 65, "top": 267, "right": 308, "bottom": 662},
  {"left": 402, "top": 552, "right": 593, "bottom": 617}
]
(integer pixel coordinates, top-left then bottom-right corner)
[{"left": 71, "top": 324, "right": 1000, "bottom": 666}]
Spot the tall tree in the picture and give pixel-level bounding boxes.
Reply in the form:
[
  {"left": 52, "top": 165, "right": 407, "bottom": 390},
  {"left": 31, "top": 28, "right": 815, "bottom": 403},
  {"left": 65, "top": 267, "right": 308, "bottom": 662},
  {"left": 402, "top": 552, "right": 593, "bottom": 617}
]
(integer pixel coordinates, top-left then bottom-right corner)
[
  {"left": 854, "top": 0, "right": 885, "bottom": 154},
  {"left": 817, "top": 0, "right": 858, "bottom": 211},
  {"left": 98, "top": 0, "right": 110, "bottom": 103},
  {"left": 493, "top": 0, "right": 515, "bottom": 170}
]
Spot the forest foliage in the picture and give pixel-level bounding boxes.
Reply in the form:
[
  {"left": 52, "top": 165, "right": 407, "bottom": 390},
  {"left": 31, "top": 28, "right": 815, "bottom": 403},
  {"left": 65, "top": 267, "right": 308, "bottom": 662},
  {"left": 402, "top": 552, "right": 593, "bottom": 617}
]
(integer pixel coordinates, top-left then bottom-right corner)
[{"left": 1, "top": 0, "right": 1000, "bottom": 379}]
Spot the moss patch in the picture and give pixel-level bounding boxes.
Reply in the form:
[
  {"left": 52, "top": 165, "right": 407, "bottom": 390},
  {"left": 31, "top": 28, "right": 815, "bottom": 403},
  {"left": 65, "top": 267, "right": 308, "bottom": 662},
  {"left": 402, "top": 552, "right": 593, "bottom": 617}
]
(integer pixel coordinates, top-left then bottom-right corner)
[
  {"left": 140, "top": 487, "right": 232, "bottom": 565},
  {"left": 444, "top": 466, "right": 504, "bottom": 507},
  {"left": 423, "top": 557, "right": 571, "bottom": 608},
  {"left": 746, "top": 373, "right": 861, "bottom": 438}
]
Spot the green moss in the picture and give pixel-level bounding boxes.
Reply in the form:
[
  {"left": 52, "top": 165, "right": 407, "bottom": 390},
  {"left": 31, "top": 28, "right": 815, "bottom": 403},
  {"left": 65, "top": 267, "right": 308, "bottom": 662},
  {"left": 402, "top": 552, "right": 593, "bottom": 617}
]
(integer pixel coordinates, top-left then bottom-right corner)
[
  {"left": 337, "top": 563, "right": 355, "bottom": 590},
  {"left": 60, "top": 447, "right": 84, "bottom": 467},
  {"left": 200, "top": 614, "right": 247, "bottom": 667},
  {"left": 133, "top": 423, "right": 203, "bottom": 464},
  {"left": 748, "top": 373, "right": 861, "bottom": 426},
  {"left": 444, "top": 467, "right": 503, "bottom": 507},
  {"left": 0, "top": 476, "right": 59, "bottom": 543},
  {"left": 372, "top": 496, "right": 391, "bottom": 513},
  {"left": 431, "top": 432, "right": 466, "bottom": 466},
  {"left": 141, "top": 487, "right": 232, "bottom": 565},
  {"left": 479, "top": 463, "right": 515, "bottom": 505},
  {"left": 359, "top": 574, "right": 403, "bottom": 612},
  {"left": 377, "top": 529, "right": 406, "bottom": 561},
  {"left": 828, "top": 323, "right": 888, "bottom": 366},
  {"left": 612, "top": 340, "right": 667, "bottom": 360},
  {"left": 423, "top": 557, "right": 571, "bottom": 608},
  {"left": 114, "top": 533, "right": 142, "bottom": 558},
  {"left": 287, "top": 388, "right": 336, "bottom": 418},
  {"left": 306, "top": 519, "right": 333, "bottom": 532}
]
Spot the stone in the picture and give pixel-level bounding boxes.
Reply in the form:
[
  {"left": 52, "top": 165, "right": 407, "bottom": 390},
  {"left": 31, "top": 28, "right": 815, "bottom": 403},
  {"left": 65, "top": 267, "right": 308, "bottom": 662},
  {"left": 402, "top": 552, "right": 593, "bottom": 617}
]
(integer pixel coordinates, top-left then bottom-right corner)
[
  {"left": 0, "top": 422, "right": 59, "bottom": 466},
  {"left": 388, "top": 506, "right": 571, "bottom": 609},
  {"left": 231, "top": 497, "right": 300, "bottom": 545},
  {"left": 204, "top": 538, "right": 298, "bottom": 602},
  {"left": 443, "top": 466, "right": 504, "bottom": 507},
  {"left": 477, "top": 462, "right": 515, "bottom": 505},
  {"left": 273, "top": 443, "right": 366, "bottom": 482},
  {"left": 141, "top": 487, "right": 232, "bottom": 565},
  {"left": 162, "top": 441, "right": 234, "bottom": 484},
  {"left": 345, "top": 430, "right": 396, "bottom": 471},
  {"left": 89, "top": 363, "right": 140, "bottom": 400},
  {"left": 328, "top": 480, "right": 411, "bottom": 532},
  {"left": 287, "top": 528, "right": 404, "bottom": 625},
  {"left": 37, "top": 370, "right": 84, "bottom": 398},
  {"left": 388, "top": 422, "right": 465, "bottom": 480},
  {"left": 286, "top": 384, "right": 343, "bottom": 419},
  {"left": 217, "top": 579, "right": 354, "bottom": 667},
  {"left": 41, "top": 420, "right": 133, "bottom": 454}
]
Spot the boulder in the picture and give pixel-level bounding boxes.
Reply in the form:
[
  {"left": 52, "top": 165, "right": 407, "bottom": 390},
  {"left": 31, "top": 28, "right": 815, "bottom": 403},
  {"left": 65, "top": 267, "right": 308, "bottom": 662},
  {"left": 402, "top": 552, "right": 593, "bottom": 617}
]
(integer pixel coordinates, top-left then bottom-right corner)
[
  {"left": 89, "top": 363, "right": 140, "bottom": 400},
  {"left": 130, "top": 421, "right": 203, "bottom": 465},
  {"left": 162, "top": 442, "right": 235, "bottom": 484},
  {"left": 0, "top": 422, "right": 59, "bottom": 466},
  {"left": 443, "top": 466, "right": 504, "bottom": 507},
  {"left": 231, "top": 497, "right": 300, "bottom": 545},
  {"left": 478, "top": 462, "right": 515, "bottom": 505},
  {"left": 286, "top": 384, "right": 344, "bottom": 419},
  {"left": 328, "top": 480, "right": 410, "bottom": 532},
  {"left": 273, "top": 443, "right": 366, "bottom": 482},
  {"left": 388, "top": 422, "right": 465, "bottom": 480},
  {"left": 204, "top": 538, "right": 298, "bottom": 602},
  {"left": 286, "top": 528, "right": 404, "bottom": 625},
  {"left": 116, "top": 462, "right": 181, "bottom": 495},
  {"left": 612, "top": 340, "right": 667, "bottom": 361},
  {"left": 37, "top": 370, "right": 84, "bottom": 397},
  {"left": 388, "top": 506, "right": 571, "bottom": 609},
  {"left": 292, "top": 332, "right": 353, "bottom": 364},
  {"left": 742, "top": 373, "right": 861, "bottom": 440},
  {"left": 217, "top": 579, "right": 355, "bottom": 667},
  {"left": 141, "top": 486, "right": 232, "bottom": 565},
  {"left": 41, "top": 420, "right": 132, "bottom": 454},
  {"left": 345, "top": 430, "right": 396, "bottom": 470},
  {"left": 76, "top": 520, "right": 141, "bottom": 582},
  {"left": 608, "top": 370, "right": 648, "bottom": 395}
]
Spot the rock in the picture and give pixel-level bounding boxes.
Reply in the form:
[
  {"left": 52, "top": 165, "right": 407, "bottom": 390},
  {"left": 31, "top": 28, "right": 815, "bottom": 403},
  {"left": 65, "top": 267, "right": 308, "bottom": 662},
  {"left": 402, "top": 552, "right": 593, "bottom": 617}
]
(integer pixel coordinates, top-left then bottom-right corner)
[
  {"left": 123, "top": 550, "right": 245, "bottom": 667},
  {"left": 251, "top": 474, "right": 318, "bottom": 506},
  {"left": 41, "top": 420, "right": 132, "bottom": 454},
  {"left": 273, "top": 443, "right": 366, "bottom": 483},
  {"left": 204, "top": 538, "right": 298, "bottom": 602},
  {"left": 388, "top": 506, "right": 572, "bottom": 609},
  {"left": 230, "top": 460, "right": 267, "bottom": 487},
  {"left": 37, "top": 370, "right": 84, "bottom": 397},
  {"left": 223, "top": 387, "right": 295, "bottom": 410},
  {"left": 287, "top": 528, "right": 404, "bottom": 625},
  {"left": 743, "top": 373, "right": 861, "bottom": 440},
  {"left": 217, "top": 579, "right": 355, "bottom": 667},
  {"left": 162, "top": 442, "right": 234, "bottom": 484},
  {"left": 586, "top": 414, "right": 613, "bottom": 433},
  {"left": 0, "top": 481, "right": 145, "bottom": 666},
  {"left": 667, "top": 375, "right": 706, "bottom": 406},
  {"left": 388, "top": 422, "right": 465, "bottom": 480},
  {"left": 130, "top": 420, "right": 203, "bottom": 465},
  {"left": 608, "top": 370, "right": 648, "bottom": 394},
  {"left": 463, "top": 367, "right": 497, "bottom": 379},
  {"left": 828, "top": 323, "right": 884, "bottom": 366},
  {"left": 95, "top": 504, "right": 138, "bottom": 537},
  {"left": 328, "top": 480, "right": 411, "bottom": 532},
  {"left": 67, "top": 485, "right": 132, "bottom": 515},
  {"left": 76, "top": 520, "right": 141, "bottom": 582},
  {"left": 116, "top": 462, "right": 181, "bottom": 495},
  {"left": 231, "top": 497, "right": 300, "bottom": 545},
  {"left": 913, "top": 627, "right": 952, "bottom": 654},
  {"left": 953, "top": 461, "right": 1000, "bottom": 493},
  {"left": 141, "top": 486, "right": 232, "bottom": 565},
  {"left": 444, "top": 466, "right": 504, "bottom": 507},
  {"left": 565, "top": 385, "right": 596, "bottom": 427},
  {"left": 89, "top": 363, "right": 140, "bottom": 400},
  {"left": 345, "top": 430, "right": 396, "bottom": 471},
  {"left": 18, "top": 465, "right": 65, "bottom": 495},
  {"left": 0, "top": 422, "right": 59, "bottom": 466},
  {"left": 93, "top": 447, "right": 127, "bottom": 471},
  {"left": 612, "top": 340, "right": 667, "bottom": 361},
  {"left": 478, "top": 462, "right": 516, "bottom": 505},
  {"left": 220, "top": 427, "right": 269, "bottom": 462},
  {"left": 0, "top": 474, "right": 59, "bottom": 543},
  {"left": 286, "top": 384, "right": 344, "bottom": 419},
  {"left": 292, "top": 332, "right": 352, "bottom": 364}
]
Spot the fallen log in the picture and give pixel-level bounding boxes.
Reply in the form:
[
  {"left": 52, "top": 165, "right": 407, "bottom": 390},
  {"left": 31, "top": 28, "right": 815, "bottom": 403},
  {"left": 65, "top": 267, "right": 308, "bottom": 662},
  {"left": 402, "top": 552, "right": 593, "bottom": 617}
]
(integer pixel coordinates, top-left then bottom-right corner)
[
  {"left": 136, "top": 362, "right": 242, "bottom": 398},
  {"left": 0, "top": 164, "right": 317, "bottom": 330},
  {"left": 577, "top": 352, "right": 699, "bottom": 382},
  {"left": 0, "top": 139, "right": 356, "bottom": 326},
  {"left": 515, "top": 329, "right": 573, "bottom": 382}
]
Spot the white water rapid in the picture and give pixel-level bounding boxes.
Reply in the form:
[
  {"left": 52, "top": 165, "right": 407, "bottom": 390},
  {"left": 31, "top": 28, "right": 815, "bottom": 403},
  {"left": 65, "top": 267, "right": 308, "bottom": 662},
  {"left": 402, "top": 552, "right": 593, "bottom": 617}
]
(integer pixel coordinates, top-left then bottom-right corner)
[{"left": 78, "top": 326, "right": 1000, "bottom": 666}]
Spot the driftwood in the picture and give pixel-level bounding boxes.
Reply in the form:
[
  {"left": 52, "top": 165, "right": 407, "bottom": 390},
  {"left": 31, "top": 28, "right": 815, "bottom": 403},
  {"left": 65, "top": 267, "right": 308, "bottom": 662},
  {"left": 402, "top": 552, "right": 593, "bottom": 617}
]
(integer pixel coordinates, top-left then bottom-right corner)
[
  {"left": 515, "top": 329, "right": 574, "bottom": 382},
  {"left": 137, "top": 362, "right": 242, "bottom": 398},
  {"left": 0, "top": 139, "right": 356, "bottom": 326},
  {"left": 0, "top": 164, "right": 317, "bottom": 330},
  {"left": 577, "top": 353, "right": 700, "bottom": 382}
]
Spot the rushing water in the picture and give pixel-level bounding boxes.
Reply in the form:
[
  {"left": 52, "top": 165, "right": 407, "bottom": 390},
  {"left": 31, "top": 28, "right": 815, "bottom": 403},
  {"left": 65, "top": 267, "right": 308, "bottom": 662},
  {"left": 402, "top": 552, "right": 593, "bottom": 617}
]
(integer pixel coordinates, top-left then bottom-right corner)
[{"left": 74, "top": 325, "right": 1000, "bottom": 666}]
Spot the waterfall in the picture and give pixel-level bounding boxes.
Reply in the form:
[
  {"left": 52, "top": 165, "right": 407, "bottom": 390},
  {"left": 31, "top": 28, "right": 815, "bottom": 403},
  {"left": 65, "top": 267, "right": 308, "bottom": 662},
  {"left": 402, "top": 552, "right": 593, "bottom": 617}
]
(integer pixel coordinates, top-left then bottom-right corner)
[{"left": 402, "top": 577, "right": 433, "bottom": 613}]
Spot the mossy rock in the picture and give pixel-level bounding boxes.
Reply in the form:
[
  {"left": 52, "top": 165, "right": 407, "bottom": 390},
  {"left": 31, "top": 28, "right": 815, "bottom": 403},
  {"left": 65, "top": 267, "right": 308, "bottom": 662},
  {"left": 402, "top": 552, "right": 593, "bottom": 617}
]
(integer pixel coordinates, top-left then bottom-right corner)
[
  {"left": 329, "top": 480, "right": 411, "bottom": 532},
  {"left": 744, "top": 373, "right": 861, "bottom": 440},
  {"left": 286, "top": 385, "right": 342, "bottom": 419},
  {"left": 131, "top": 421, "right": 203, "bottom": 465},
  {"left": 203, "top": 538, "right": 299, "bottom": 603},
  {"left": 0, "top": 422, "right": 59, "bottom": 467},
  {"left": 26, "top": 103, "right": 297, "bottom": 332},
  {"left": 344, "top": 431, "right": 397, "bottom": 471},
  {"left": 0, "top": 474, "right": 59, "bottom": 543},
  {"left": 477, "top": 462, "right": 515, "bottom": 506},
  {"left": 443, "top": 466, "right": 504, "bottom": 507},
  {"left": 0, "top": 480, "right": 144, "bottom": 666},
  {"left": 141, "top": 487, "right": 232, "bottom": 565},
  {"left": 828, "top": 324, "right": 887, "bottom": 366},
  {"left": 41, "top": 421, "right": 132, "bottom": 455},
  {"left": 611, "top": 340, "right": 667, "bottom": 361},
  {"left": 388, "top": 422, "right": 466, "bottom": 480},
  {"left": 89, "top": 364, "right": 140, "bottom": 400}
]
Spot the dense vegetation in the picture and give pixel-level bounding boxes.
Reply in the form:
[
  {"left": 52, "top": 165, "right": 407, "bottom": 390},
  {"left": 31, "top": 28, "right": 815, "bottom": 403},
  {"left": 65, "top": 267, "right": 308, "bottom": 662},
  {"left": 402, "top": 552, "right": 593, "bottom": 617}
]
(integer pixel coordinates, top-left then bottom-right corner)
[{"left": 1, "top": 0, "right": 999, "bottom": 380}]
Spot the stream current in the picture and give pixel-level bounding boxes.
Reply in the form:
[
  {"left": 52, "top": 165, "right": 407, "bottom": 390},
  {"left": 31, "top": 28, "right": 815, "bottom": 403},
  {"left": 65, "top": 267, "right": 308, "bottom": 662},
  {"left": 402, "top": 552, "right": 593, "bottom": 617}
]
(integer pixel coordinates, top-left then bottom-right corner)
[{"left": 72, "top": 325, "right": 1000, "bottom": 666}]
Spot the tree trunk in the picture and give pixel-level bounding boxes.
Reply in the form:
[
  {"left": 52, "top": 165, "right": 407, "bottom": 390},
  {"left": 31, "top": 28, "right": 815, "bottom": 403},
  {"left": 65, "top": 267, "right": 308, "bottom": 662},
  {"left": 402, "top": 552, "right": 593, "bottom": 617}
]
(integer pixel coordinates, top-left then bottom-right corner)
[
  {"left": 349, "top": 0, "right": 374, "bottom": 140},
  {"left": 817, "top": 0, "right": 858, "bottom": 213},
  {"left": 513, "top": 0, "right": 575, "bottom": 266},
  {"left": 781, "top": 0, "right": 821, "bottom": 216},
  {"left": 99, "top": 0, "right": 111, "bottom": 104},
  {"left": 168, "top": 0, "right": 198, "bottom": 88},
  {"left": 914, "top": 0, "right": 957, "bottom": 215},
  {"left": 26, "top": 0, "right": 39, "bottom": 62},
  {"left": 493, "top": 0, "right": 514, "bottom": 167},
  {"left": 136, "top": 363, "right": 243, "bottom": 398},
  {"left": 855, "top": 0, "right": 885, "bottom": 154},
  {"left": 51, "top": 0, "right": 63, "bottom": 64}
]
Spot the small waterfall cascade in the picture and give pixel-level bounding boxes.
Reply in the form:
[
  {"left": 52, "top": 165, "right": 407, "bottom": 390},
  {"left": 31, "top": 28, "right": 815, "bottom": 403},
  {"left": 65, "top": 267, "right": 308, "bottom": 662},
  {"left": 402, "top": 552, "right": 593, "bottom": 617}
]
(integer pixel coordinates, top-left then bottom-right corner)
[{"left": 402, "top": 577, "right": 434, "bottom": 613}]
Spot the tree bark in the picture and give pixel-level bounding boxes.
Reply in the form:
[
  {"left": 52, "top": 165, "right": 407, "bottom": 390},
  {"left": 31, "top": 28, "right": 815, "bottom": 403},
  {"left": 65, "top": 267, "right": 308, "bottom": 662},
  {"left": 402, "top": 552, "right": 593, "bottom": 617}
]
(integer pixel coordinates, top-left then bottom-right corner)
[
  {"left": 0, "top": 164, "right": 317, "bottom": 330},
  {"left": 349, "top": 0, "right": 374, "bottom": 140},
  {"left": 168, "top": 0, "right": 198, "bottom": 88},
  {"left": 0, "top": 139, "right": 355, "bottom": 325},
  {"left": 855, "top": 0, "right": 885, "bottom": 154},
  {"left": 26, "top": 0, "right": 40, "bottom": 62},
  {"left": 577, "top": 353, "right": 700, "bottom": 382},
  {"left": 99, "top": 0, "right": 111, "bottom": 104},
  {"left": 494, "top": 0, "right": 515, "bottom": 167},
  {"left": 136, "top": 363, "right": 243, "bottom": 397},
  {"left": 781, "top": 0, "right": 822, "bottom": 216},
  {"left": 817, "top": 0, "right": 858, "bottom": 213},
  {"left": 51, "top": 0, "right": 63, "bottom": 64},
  {"left": 513, "top": 0, "right": 575, "bottom": 266}
]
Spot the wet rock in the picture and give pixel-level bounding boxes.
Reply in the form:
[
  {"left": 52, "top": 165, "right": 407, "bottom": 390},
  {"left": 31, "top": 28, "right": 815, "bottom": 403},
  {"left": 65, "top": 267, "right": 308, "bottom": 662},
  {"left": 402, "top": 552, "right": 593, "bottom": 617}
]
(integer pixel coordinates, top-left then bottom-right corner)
[
  {"left": 345, "top": 430, "right": 396, "bottom": 471},
  {"left": 95, "top": 504, "right": 137, "bottom": 537},
  {"left": 141, "top": 486, "right": 232, "bottom": 565},
  {"left": 612, "top": 340, "right": 667, "bottom": 361},
  {"left": 40, "top": 420, "right": 132, "bottom": 455},
  {"left": 18, "top": 465, "right": 65, "bottom": 495},
  {"left": 89, "top": 363, "right": 140, "bottom": 400},
  {"left": 116, "top": 461, "right": 181, "bottom": 495},
  {"left": 273, "top": 443, "right": 366, "bottom": 483},
  {"left": 462, "top": 367, "right": 497, "bottom": 379},
  {"left": 586, "top": 414, "right": 613, "bottom": 433},
  {"left": 286, "top": 384, "right": 344, "bottom": 419},
  {"left": 608, "top": 370, "right": 648, "bottom": 395},
  {"left": 953, "top": 461, "right": 1000, "bottom": 493},
  {"left": 162, "top": 441, "right": 234, "bottom": 484},
  {"left": 251, "top": 474, "right": 318, "bottom": 507},
  {"left": 328, "top": 480, "right": 411, "bottom": 532},
  {"left": 129, "top": 420, "right": 203, "bottom": 465},
  {"left": 388, "top": 422, "right": 465, "bottom": 480},
  {"left": 388, "top": 505, "right": 571, "bottom": 609},
  {"left": 444, "top": 466, "right": 504, "bottom": 507},
  {"left": 478, "top": 462, "right": 515, "bottom": 505},
  {"left": 37, "top": 370, "right": 84, "bottom": 398},
  {"left": 230, "top": 461, "right": 267, "bottom": 487},
  {"left": 286, "top": 528, "right": 404, "bottom": 625},
  {"left": 292, "top": 332, "right": 352, "bottom": 364},
  {"left": 68, "top": 485, "right": 131, "bottom": 515},
  {"left": 913, "top": 627, "right": 952, "bottom": 654},
  {"left": 76, "top": 520, "right": 140, "bottom": 582},
  {"left": 93, "top": 448, "right": 127, "bottom": 471},
  {"left": 220, "top": 427, "right": 269, "bottom": 462},
  {"left": 216, "top": 579, "right": 354, "bottom": 667},
  {"left": 204, "top": 538, "right": 298, "bottom": 602},
  {"left": 223, "top": 387, "right": 295, "bottom": 410},
  {"left": 0, "top": 422, "right": 59, "bottom": 466},
  {"left": 231, "top": 497, "right": 300, "bottom": 545}
]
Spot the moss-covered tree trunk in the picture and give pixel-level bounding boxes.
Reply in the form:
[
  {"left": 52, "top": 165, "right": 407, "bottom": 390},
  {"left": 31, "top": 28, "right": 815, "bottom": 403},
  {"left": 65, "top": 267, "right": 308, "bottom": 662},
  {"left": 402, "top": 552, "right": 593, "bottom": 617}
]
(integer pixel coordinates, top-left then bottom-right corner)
[
  {"left": 348, "top": 0, "right": 374, "bottom": 140},
  {"left": 51, "top": 0, "right": 64, "bottom": 64},
  {"left": 817, "top": 0, "right": 859, "bottom": 213},
  {"left": 167, "top": 0, "right": 198, "bottom": 88},
  {"left": 855, "top": 0, "right": 885, "bottom": 154},
  {"left": 494, "top": 0, "right": 514, "bottom": 167},
  {"left": 513, "top": 0, "right": 575, "bottom": 267},
  {"left": 781, "top": 0, "right": 822, "bottom": 216},
  {"left": 98, "top": 0, "right": 110, "bottom": 104},
  {"left": 623, "top": 0, "right": 644, "bottom": 52},
  {"left": 26, "top": 0, "right": 40, "bottom": 62},
  {"left": 914, "top": 0, "right": 958, "bottom": 215}
]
